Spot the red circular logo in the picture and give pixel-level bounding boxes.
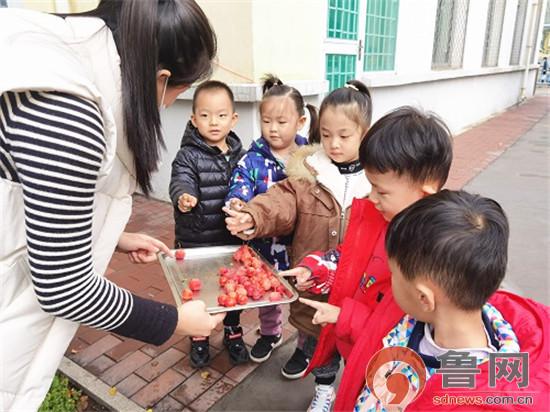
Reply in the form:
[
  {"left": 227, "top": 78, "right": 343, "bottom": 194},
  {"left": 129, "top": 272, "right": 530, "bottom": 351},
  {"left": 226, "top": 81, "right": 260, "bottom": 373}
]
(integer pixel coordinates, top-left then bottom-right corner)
[{"left": 365, "top": 347, "right": 427, "bottom": 409}]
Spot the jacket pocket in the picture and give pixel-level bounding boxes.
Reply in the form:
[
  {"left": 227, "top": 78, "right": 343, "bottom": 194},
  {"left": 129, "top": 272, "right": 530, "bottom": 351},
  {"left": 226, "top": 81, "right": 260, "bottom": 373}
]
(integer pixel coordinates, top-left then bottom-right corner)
[{"left": 300, "top": 187, "right": 334, "bottom": 217}]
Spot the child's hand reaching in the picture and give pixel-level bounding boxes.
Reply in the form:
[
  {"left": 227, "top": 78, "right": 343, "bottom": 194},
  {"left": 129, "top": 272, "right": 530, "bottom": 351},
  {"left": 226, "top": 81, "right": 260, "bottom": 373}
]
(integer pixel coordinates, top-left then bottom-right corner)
[
  {"left": 178, "top": 193, "right": 198, "bottom": 213},
  {"left": 280, "top": 267, "right": 314, "bottom": 291},
  {"left": 222, "top": 206, "right": 255, "bottom": 236},
  {"left": 299, "top": 298, "right": 341, "bottom": 327},
  {"left": 227, "top": 197, "right": 246, "bottom": 211}
]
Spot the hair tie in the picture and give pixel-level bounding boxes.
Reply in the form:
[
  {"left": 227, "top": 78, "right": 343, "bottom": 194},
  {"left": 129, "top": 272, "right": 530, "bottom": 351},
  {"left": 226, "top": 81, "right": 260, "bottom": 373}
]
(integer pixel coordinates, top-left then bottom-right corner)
[{"left": 344, "top": 83, "right": 359, "bottom": 92}]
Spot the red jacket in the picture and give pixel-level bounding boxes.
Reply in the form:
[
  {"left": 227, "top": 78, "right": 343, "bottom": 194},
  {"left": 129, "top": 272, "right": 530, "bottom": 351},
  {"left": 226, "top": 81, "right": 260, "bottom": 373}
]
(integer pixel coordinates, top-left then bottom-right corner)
[
  {"left": 333, "top": 290, "right": 550, "bottom": 412},
  {"left": 306, "top": 198, "right": 388, "bottom": 369}
]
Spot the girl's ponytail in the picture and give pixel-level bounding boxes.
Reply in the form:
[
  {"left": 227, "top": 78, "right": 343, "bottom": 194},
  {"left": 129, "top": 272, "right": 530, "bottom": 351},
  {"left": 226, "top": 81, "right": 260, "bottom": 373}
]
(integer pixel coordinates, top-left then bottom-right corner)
[
  {"left": 345, "top": 80, "right": 371, "bottom": 101},
  {"left": 262, "top": 74, "right": 284, "bottom": 95},
  {"left": 305, "top": 103, "right": 320, "bottom": 144}
]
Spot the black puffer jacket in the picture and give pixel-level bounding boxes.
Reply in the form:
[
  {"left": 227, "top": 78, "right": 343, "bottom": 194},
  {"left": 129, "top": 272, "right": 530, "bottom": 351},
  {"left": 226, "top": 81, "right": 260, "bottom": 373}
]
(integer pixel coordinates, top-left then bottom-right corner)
[{"left": 169, "top": 122, "right": 246, "bottom": 247}]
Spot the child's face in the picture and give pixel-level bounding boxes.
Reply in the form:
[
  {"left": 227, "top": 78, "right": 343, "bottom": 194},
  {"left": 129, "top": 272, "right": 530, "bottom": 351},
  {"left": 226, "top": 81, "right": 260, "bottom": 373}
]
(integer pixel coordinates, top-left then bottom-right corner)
[
  {"left": 320, "top": 106, "right": 365, "bottom": 164},
  {"left": 260, "top": 96, "right": 306, "bottom": 153},
  {"left": 191, "top": 89, "right": 238, "bottom": 146},
  {"left": 366, "top": 170, "right": 435, "bottom": 222}
]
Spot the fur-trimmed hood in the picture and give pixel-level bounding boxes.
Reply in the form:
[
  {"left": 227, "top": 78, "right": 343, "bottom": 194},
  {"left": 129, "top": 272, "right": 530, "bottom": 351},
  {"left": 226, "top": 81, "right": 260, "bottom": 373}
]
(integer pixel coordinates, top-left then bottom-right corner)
[{"left": 286, "top": 145, "right": 371, "bottom": 210}]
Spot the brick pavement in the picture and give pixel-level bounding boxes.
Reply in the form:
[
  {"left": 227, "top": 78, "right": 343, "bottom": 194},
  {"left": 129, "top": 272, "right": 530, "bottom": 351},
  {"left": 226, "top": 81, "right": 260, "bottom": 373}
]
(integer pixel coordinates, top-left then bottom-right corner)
[{"left": 65, "top": 93, "right": 549, "bottom": 411}]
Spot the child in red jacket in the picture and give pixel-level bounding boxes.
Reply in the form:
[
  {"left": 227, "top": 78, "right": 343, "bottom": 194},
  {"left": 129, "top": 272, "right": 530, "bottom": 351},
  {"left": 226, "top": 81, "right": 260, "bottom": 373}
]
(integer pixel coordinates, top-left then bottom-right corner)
[{"left": 303, "top": 190, "right": 549, "bottom": 411}]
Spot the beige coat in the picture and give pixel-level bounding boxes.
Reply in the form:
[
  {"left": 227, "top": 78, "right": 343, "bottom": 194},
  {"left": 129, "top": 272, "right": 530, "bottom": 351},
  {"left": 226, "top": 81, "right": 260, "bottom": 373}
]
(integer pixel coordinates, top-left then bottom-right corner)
[{"left": 241, "top": 145, "right": 370, "bottom": 336}]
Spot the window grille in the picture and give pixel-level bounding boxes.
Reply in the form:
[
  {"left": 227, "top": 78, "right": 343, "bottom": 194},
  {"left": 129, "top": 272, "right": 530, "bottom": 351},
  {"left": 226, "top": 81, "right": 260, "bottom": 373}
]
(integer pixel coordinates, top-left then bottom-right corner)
[
  {"left": 327, "top": 0, "right": 360, "bottom": 40},
  {"left": 432, "top": 0, "right": 470, "bottom": 69},
  {"left": 510, "top": 0, "right": 528, "bottom": 65},
  {"left": 364, "top": 0, "right": 400, "bottom": 71},
  {"left": 483, "top": 0, "right": 506, "bottom": 67},
  {"left": 326, "top": 54, "right": 357, "bottom": 91},
  {"left": 530, "top": 0, "right": 544, "bottom": 63}
]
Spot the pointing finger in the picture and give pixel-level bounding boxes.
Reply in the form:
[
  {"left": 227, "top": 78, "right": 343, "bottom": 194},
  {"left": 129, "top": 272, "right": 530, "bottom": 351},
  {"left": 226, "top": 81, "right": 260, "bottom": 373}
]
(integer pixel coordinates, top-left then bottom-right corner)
[{"left": 299, "top": 297, "right": 326, "bottom": 310}]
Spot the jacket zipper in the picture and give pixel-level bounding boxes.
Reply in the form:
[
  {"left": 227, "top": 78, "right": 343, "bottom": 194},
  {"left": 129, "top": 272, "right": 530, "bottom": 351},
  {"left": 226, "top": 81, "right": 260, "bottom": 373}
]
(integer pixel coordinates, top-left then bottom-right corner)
[{"left": 338, "top": 175, "right": 351, "bottom": 243}]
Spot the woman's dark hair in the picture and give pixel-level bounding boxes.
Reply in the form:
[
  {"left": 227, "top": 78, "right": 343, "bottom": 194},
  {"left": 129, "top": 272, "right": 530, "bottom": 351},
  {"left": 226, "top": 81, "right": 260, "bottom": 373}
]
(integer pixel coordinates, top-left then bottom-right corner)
[
  {"left": 260, "top": 74, "right": 318, "bottom": 143},
  {"left": 314, "top": 80, "right": 372, "bottom": 143},
  {"left": 81, "top": 0, "right": 216, "bottom": 194},
  {"left": 359, "top": 106, "right": 453, "bottom": 189},
  {"left": 386, "top": 190, "right": 509, "bottom": 310}
]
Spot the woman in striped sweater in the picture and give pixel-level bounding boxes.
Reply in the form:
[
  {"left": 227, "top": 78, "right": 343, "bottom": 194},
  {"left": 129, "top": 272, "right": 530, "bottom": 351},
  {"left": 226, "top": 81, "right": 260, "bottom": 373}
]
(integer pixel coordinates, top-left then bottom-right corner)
[{"left": 0, "top": 1, "right": 224, "bottom": 409}]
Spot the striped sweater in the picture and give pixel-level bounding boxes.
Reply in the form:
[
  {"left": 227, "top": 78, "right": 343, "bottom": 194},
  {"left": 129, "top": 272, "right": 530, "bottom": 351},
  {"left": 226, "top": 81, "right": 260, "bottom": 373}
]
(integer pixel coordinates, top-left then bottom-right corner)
[{"left": 0, "top": 90, "right": 177, "bottom": 345}]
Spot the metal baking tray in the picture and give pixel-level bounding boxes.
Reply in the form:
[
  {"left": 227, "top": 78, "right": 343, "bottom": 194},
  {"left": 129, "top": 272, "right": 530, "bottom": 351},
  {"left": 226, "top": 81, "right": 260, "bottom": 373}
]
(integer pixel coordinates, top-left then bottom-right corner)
[{"left": 158, "top": 245, "right": 298, "bottom": 313}]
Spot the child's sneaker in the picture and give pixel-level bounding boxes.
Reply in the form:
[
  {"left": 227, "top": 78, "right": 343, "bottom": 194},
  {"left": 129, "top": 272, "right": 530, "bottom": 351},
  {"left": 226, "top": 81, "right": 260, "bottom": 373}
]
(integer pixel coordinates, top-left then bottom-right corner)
[
  {"left": 307, "top": 384, "right": 335, "bottom": 412},
  {"left": 223, "top": 326, "right": 250, "bottom": 364},
  {"left": 250, "top": 334, "right": 283, "bottom": 363},
  {"left": 189, "top": 337, "right": 210, "bottom": 368},
  {"left": 281, "top": 347, "right": 309, "bottom": 379}
]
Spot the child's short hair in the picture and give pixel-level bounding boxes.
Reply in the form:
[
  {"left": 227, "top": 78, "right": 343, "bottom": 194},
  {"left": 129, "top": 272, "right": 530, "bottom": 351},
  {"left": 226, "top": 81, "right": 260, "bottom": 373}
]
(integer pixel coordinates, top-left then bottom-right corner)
[
  {"left": 386, "top": 190, "right": 509, "bottom": 310},
  {"left": 315, "top": 80, "right": 372, "bottom": 142},
  {"left": 360, "top": 106, "right": 453, "bottom": 189},
  {"left": 192, "top": 80, "right": 235, "bottom": 112}
]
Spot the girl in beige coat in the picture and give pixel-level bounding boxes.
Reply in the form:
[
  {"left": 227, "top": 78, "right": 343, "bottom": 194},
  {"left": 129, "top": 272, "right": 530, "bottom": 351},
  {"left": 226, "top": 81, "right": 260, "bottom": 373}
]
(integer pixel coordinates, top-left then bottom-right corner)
[{"left": 225, "top": 80, "right": 373, "bottom": 412}]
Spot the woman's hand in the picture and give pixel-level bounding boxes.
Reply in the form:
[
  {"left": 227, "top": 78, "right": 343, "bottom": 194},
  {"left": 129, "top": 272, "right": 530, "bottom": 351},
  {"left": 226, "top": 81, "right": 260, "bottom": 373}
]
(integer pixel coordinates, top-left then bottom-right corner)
[
  {"left": 222, "top": 206, "right": 255, "bottom": 236},
  {"left": 175, "top": 300, "right": 225, "bottom": 337},
  {"left": 116, "top": 232, "right": 173, "bottom": 263},
  {"left": 280, "top": 267, "right": 314, "bottom": 291},
  {"left": 178, "top": 193, "right": 198, "bottom": 213},
  {"left": 299, "top": 298, "right": 341, "bottom": 327}
]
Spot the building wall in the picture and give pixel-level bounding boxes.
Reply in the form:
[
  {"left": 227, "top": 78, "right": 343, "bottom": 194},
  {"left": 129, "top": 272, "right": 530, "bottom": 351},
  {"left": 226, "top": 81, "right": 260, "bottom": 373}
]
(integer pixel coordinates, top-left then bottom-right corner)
[
  {"left": 250, "top": 0, "right": 325, "bottom": 81},
  {"left": 197, "top": 0, "right": 255, "bottom": 83},
  {"left": 369, "top": 69, "right": 538, "bottom": 135}
]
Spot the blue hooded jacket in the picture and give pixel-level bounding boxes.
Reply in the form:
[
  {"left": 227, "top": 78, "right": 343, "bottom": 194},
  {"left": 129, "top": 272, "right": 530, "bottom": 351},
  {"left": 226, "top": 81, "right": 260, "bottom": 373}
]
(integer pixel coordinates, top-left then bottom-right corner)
[{"left": 226, "top": 135, "right": 308, "bottom": 270}]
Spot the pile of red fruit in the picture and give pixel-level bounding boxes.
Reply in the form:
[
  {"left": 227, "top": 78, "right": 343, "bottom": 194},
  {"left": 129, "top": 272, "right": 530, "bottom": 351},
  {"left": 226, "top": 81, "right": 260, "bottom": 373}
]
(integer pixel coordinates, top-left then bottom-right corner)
[{"left": 217, "top": 245, "right": 292, "bottom": 307}]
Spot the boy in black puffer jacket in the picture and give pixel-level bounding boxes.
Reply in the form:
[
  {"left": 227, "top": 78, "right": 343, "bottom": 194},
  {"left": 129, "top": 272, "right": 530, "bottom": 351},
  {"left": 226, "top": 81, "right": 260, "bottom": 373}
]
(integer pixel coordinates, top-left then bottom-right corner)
[{"left": 169, "top": 80, "right": 248, "bottom": 368}]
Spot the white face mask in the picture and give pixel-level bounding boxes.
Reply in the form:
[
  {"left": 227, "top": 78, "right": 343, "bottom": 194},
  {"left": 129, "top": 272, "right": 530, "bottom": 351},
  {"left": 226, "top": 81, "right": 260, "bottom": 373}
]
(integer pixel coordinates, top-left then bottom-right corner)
[{"left": 159, "top": 76, "right": 169, "bottom": 110}]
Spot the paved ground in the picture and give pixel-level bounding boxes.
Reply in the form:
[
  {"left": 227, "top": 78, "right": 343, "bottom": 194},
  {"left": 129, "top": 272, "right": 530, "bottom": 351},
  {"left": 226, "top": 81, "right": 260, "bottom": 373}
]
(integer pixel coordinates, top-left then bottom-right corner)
[
  {"left": 464, "top": 103, "right": 549, "bottom": 304},
  {"left": 63, "top": 90, "right": 549, "bottom": 411}
]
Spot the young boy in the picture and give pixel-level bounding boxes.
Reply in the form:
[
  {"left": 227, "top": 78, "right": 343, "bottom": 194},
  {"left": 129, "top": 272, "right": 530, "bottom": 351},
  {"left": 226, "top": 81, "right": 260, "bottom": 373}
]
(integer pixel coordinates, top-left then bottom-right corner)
[
  {"left": 169, "top": 80, "right": 248, "bottom": 368},
  {"left": 281, "top": 106, "right": 453, "bottom": 411},
  {"left": 304, "top": 191, "right": 549, "bottom": 411}
]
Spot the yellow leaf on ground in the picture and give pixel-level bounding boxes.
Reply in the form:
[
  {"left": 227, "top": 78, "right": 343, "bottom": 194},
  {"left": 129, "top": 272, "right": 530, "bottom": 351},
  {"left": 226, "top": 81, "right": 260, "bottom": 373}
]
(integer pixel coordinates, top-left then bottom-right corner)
[
  {"left": 200, "top": 371, "right": 210, "bottom": 380},
  {"left": 108, "top": 387, "right": 117, "bottom": 396}
]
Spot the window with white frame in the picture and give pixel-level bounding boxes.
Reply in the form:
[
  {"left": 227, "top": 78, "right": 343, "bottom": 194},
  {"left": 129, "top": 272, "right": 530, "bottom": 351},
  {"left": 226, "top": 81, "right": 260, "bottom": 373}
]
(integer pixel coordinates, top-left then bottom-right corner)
[
  {"left": 510, "top": 0, "right": 528, "bottom": 65},
  {"left": 530, "top": 0, "right": 544, "bottom": 63},
  {"left": 432, "top": 0, "right": 470, "bottom": 70},
  {"left": 327, "top": 0, "right": 360, "bottom": 40},
  {"left": 364, "top": 0, "right": 400, "bottom": 71},
  {"left": 482, "top": 0, "right": 506, "bottom": 67}
]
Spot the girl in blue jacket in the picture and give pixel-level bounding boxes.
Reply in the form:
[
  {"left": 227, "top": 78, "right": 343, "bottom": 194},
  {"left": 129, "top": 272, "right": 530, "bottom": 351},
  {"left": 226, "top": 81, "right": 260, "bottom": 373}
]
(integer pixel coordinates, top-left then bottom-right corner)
[{"left": 226, "top": 74, "right": 317, "bottom": 363}]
